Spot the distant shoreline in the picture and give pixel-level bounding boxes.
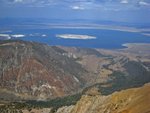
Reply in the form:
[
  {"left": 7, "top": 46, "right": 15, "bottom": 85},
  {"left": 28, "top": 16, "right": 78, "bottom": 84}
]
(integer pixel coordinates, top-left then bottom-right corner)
[
  {"left": 122, "top": 43, "right": 150, "bottom": 49},
  {"left": 3, "top": 24, "right": 150, "bottom": 33}
]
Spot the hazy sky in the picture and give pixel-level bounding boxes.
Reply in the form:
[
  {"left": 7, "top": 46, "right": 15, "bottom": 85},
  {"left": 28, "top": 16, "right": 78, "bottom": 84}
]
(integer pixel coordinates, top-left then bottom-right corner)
[{"left": 0, "top": 0, "right": 150, "bottom": 23}]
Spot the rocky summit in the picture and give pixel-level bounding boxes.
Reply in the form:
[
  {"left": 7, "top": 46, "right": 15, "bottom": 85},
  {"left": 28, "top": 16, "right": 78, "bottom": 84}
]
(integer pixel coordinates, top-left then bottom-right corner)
[{"left": 56, "top": 83, "right": 150, "bottom": 113}]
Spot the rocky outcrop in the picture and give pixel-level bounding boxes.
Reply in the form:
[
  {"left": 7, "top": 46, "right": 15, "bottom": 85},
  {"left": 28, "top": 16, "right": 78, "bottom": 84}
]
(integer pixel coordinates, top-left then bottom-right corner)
[
  {"left": 56, "top": 83, "right": 150, "bottom": 113},
  {"left": 56, "top": 105, "right": 74, "bottom": 113}
]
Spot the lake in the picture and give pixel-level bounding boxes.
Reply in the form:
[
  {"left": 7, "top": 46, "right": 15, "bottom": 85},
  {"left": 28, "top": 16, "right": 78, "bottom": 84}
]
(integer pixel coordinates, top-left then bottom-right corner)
[{"left": 1, "top": 27, "right": 150, "bottom": 49}]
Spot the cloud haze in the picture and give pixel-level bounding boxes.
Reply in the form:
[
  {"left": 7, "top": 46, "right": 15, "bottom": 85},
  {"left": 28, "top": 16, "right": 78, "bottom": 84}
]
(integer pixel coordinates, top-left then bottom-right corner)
[{"left": 0, "top": 0, "right": 150, "bottom": 24}]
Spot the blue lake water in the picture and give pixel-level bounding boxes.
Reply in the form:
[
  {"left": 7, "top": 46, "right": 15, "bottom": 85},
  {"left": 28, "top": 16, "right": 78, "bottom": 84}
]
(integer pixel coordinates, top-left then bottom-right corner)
[{"left": 8, "top": 28, "right": 150, "bottom": 49}]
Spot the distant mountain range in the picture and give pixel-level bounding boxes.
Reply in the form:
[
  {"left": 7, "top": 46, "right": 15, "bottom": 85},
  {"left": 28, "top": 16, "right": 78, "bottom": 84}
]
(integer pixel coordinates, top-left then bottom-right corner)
[{"left": 0, "top": 18, "right": 150, "bottom": 28}]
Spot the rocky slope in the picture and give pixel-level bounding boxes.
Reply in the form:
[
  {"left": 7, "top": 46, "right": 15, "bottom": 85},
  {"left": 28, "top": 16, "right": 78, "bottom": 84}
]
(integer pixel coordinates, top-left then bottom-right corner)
[
  {"left": 0, "top": 40, "right": 150, "bottom": 113},
  {"left": 61, "top": 45, "right": 150, "bottom": 94},
  {"left": 56, "top": 83, "right": 150, "bottom": 113},
  {"left": 0, "top": 40, "right": 150, "bottom": 101},
  {"left": 0, "top": 40, "right": 91, "bottom": 100},
  {"left": 0, "top": 83, "right": 149, "bottom": 113}
]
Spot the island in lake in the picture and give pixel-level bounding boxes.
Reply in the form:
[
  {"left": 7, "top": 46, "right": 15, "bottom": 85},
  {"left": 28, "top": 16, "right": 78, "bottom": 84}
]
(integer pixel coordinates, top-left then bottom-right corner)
[{"left": 56, "top": 34, "right": 96, "bottom": 39}]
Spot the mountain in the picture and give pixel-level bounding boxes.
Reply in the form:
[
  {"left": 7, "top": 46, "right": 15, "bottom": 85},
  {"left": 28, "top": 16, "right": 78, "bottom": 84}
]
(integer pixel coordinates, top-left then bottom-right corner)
[
  {"left": 56, "top": 83, "right": 150, "bottom": 113},
  {"left": 61, "top": 44, "right": 150, "bottom": 94},
  {"left": 0, "top": 40, "right": 150, "bottom": 113},
  {"left": 0, "top": 40, "right": 91, "bottom": 100},
  {"left": 1, "top": 83, "right": 149, "bottom": 113}
]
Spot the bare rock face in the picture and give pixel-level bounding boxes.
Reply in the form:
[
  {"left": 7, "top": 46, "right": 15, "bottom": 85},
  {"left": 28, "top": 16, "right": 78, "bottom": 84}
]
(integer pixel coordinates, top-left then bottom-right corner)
[
  {"left": 22, "top": 108, "right": 52, "bottom": 113},
  {"left": 84, "top": 87, "right": 100, "bottom": 96},
  {"left": 56, "top": 105, "right": 74, "bottom": 113},
  {"left": 0, "top": 40, "right": 89, "bottom": 100},
  {"left": 57, "top": 83, "right": 150, "bottom": 113}
]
